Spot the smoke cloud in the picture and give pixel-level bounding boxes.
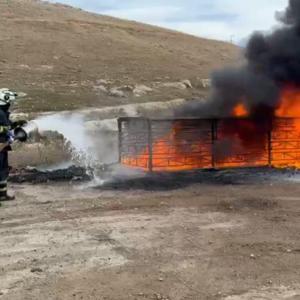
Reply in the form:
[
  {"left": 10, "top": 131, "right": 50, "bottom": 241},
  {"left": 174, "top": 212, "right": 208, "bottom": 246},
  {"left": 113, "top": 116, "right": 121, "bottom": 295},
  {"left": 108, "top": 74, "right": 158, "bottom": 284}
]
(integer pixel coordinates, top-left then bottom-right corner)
[
  {"left": 177, "top": 0, "right": 300, "bottom": 119},
  {"left": 35, "top": 113, "right": 119, "bottom": 169}
]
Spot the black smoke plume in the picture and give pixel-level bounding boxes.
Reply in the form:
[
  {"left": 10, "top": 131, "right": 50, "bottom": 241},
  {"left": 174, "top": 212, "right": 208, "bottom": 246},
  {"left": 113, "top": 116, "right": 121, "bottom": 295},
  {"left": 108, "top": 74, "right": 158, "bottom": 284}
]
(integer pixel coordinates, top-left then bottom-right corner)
[{"left": 176, "top": 0, "right": 300, "bottom": 119}]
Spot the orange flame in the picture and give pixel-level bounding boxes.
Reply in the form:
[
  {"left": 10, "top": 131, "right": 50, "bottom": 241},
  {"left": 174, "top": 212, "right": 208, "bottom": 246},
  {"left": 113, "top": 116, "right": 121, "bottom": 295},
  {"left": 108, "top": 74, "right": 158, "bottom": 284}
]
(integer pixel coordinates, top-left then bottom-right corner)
[
  {"left": 276, "top": 86, "right": 300, "bottom": 117},
  {"left": 122, "top": 122, "right": 212, "bottom": 171},
  {"left": 233, "top": 103, "right": 248, "bottom": 117}
]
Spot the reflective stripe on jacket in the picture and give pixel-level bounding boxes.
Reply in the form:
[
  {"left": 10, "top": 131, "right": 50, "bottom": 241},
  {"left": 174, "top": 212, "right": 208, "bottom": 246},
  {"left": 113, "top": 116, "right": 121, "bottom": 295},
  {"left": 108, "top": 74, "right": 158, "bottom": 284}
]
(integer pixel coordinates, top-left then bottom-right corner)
[{"left": 0, "top": 126, "right": 9, "bottom": 134}]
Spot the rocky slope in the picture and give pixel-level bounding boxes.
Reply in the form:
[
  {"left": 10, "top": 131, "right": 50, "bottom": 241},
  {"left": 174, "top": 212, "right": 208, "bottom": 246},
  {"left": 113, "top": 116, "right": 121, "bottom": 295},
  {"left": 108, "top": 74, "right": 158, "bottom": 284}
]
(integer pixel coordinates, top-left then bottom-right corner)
[{"left": 0, "top": 0, "right": 240, "bottom": 112}]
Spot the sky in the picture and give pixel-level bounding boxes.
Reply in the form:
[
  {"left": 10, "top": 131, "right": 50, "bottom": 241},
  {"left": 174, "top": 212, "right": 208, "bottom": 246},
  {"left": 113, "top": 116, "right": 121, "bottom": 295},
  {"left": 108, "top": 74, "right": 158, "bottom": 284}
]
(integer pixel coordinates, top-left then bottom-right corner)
[{"left": 47, "top": 0, "right": 288, "bottom": 44}]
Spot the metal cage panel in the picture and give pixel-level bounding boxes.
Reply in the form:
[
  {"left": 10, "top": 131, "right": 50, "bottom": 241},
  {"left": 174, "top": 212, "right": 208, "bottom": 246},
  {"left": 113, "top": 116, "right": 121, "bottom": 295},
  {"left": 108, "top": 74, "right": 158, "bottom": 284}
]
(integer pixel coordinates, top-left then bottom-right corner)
[
  {"left": 271, "top": 118, "right": 300, "bottom": 167},
  {"left": 118, "top": 117, "right": 300, "bottom": 172},
  {"left": 215, "top": 119, "right": 269, "bottom": 168}
]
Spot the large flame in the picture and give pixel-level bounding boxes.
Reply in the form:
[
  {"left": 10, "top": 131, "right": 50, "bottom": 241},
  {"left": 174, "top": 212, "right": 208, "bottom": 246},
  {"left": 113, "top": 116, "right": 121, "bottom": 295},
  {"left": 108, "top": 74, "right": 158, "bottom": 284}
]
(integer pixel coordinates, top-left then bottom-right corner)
[
  {"left": 276, "top": 86, "right": 300, "bottom": 117},
  {"left": 122, "top": 86, "right": 300, "bottom": 171},
  {"left": 231, "top": 86, "right": 300, "bottom": 118},
  {"left": 273, "top": 86, "right": 300, "bottom": 168}
]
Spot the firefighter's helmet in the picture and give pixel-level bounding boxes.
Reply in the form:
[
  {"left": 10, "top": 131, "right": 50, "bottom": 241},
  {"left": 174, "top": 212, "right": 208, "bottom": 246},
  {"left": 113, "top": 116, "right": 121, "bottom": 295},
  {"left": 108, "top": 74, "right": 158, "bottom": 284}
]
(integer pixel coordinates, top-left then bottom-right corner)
[{"left": 0, "top": 88, "right": 18, "bottom": 106}]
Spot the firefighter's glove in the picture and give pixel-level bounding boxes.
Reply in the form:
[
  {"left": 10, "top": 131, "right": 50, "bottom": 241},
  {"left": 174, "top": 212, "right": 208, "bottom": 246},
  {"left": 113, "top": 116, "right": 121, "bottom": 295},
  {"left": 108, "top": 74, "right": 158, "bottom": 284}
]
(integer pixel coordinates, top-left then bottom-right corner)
[{"left": 7, "top": 130, "right": 15, "bottom": 144}]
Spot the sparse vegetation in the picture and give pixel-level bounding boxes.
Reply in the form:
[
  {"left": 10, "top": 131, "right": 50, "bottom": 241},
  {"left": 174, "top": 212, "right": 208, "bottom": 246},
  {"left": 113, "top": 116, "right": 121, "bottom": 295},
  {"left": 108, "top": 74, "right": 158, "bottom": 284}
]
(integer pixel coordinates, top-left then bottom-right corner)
[{"left": 0, "top": 0, "right": 239, "bottom": 113}]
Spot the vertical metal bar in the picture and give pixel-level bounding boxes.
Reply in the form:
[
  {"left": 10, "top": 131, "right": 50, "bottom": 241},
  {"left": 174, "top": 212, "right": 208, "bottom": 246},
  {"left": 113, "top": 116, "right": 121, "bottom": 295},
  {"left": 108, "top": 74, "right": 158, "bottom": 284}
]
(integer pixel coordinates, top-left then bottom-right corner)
[
  {"left": 268, "top": 129, "right": 272, "bottom": 167},
  {"left": 118, "top": 119, "right": 122, "bottom": 163},
  {"left": 147, "top": 119, "right": 153, "bottom": 172},
  {"left": 211, "top": 119, "right": 217, "bottom": 169}
]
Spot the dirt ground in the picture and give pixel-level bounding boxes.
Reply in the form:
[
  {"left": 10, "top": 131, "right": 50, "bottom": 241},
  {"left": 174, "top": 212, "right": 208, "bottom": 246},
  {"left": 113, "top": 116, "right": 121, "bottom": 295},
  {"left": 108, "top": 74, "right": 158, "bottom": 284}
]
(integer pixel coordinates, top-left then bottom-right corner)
[{"left": 0, "top": 174, "right": 299, "bottom": 300}]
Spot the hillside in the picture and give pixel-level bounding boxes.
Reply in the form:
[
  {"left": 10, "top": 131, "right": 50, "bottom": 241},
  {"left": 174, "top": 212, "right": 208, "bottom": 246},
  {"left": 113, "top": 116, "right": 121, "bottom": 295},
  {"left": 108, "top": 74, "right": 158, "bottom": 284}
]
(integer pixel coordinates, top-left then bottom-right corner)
[{"left": 0, "top": 0, "right": 240, "bottom": 112}]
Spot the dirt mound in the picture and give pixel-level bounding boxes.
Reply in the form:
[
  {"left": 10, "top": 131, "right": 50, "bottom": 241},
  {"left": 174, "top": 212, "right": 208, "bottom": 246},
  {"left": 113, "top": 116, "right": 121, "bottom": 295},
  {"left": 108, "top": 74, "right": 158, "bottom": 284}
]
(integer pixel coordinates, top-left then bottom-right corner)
[{"left": 0, "top": 0, "right": 239, "bottom": 113}]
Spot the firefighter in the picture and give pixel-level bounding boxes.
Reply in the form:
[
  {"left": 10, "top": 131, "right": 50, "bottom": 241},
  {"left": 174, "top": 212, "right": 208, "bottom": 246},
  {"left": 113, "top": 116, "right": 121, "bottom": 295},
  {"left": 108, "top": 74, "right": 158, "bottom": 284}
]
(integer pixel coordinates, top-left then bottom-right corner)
[{"left": 0, "top": 89, "right": 26, "bottom": 201}]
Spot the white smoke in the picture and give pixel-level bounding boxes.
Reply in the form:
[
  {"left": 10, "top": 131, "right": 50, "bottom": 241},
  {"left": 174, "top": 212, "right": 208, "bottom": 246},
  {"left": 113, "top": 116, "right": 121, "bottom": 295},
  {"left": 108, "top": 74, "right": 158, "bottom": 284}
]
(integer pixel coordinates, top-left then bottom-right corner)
[
  {"left": 35, "top": 113, "right": 92, "bottom": 157},
  {"left": 33, "top": 113, "right": 121, "bottom": 185}
]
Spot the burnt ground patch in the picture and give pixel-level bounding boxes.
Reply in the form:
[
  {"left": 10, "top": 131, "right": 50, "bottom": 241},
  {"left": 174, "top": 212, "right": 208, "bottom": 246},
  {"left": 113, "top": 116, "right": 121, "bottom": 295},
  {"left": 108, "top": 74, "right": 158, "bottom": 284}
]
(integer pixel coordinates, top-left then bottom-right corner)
[
  {"left": 97, "top": 167, "right": 300, "bottom": 191},
  {"left": 8, "top": 165, "right": 300, "bottom": 191}
]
